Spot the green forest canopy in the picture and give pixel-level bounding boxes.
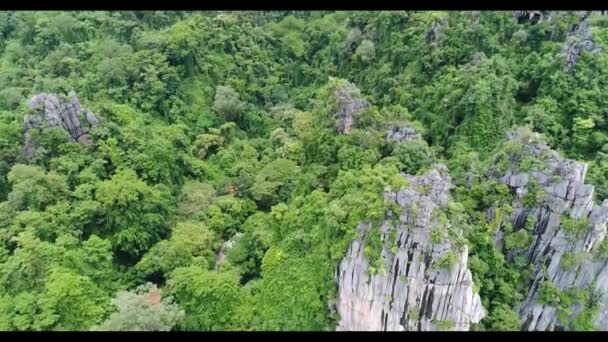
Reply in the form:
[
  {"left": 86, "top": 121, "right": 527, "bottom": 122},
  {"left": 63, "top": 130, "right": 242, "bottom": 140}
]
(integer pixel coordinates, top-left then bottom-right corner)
[{"left": 0, "top": 10, "right": 607, "bottom": 331}]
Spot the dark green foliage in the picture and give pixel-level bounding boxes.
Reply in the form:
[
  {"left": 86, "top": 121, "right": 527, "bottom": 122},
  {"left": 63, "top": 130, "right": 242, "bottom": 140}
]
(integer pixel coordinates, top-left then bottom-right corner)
[
  {"left": 94, "top": 168, "right": 175, "bottom": 260},
  {"left": 391, "top": 140, "right": 434, "bottom": 175},
  {"left": 166, "top": 267, "right": 247, "bottom": 331}
]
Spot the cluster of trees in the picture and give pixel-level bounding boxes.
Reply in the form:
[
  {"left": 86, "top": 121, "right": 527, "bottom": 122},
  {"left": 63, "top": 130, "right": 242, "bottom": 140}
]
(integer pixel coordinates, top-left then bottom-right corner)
[{"left": 0, "top": 11, "right": 607, "bottom": 331}]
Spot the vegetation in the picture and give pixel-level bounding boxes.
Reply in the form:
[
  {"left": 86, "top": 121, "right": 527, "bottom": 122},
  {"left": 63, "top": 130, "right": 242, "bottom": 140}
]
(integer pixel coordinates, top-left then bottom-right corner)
[{"left": 0, "top": 10, "right": 606, "bottom": 331}]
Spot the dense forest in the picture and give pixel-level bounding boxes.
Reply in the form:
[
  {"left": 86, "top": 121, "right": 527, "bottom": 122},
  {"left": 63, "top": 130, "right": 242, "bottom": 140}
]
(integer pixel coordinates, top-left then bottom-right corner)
[{"left": 0, "top": 10, "right": 608, "bottom": 331}]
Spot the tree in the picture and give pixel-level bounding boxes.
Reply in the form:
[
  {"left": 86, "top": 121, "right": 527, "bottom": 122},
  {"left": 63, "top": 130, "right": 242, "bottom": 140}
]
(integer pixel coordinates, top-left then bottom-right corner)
[
  {"left": 250, "top": 158, "right": 299, "bottom": 209},
  {"left": 0, "top": 231, "right": 61, "bottom": 293},
  {"left": 135, "top": 222, "right": 220, "bottom": 280},
  {"left": 166, "top": 266, "right": 246, "bottom": 330},
  {"left": 354, "top": 39, "right": 375, "bottom": 63},
  {"left": 61, "top": 235, "right": 120, "bottom": 293},
  {"left": 93, "top": 283, "right": 184, "bottom": 331},
  {"left": 391, "top": 140, "right": 435, "bottom": 175},
  {"left": 225, "top": 212, "right": 273, "bottom": 282},
  {"left": 572, "top": 117, "right": 596, "bottom": 156},
  {"left": 485, "top": 304, "right": 521, "bottom": 331},
  {"left": 7, "top": 164, "right": 69, "bottom": 211},
  {"left": 212, "top": 85, "right": 245, "bottom": 124},
  {"left": 37, "top": 267, "right": 110, "bottom": 330},
  {"left": 177, "top": 181, "right": 217, "bottom": 219},
  {"left": 94, "top": 168, "right": 174, "bottom": 260}
]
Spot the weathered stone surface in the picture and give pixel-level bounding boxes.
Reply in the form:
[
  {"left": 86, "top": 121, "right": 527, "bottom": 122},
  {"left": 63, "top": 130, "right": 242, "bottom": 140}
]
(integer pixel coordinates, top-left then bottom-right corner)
[
  {"left": 333, "top": 81, "right": 370, "bottom": 135},
  {"left": 336, "top": 165, "right": 484, "bottom": 331},
  {"left": 513, "top": 10, "right": 551, "bottom": 24},
  {"left": 490, "top": 129, "right": 608, "bottom": 331},
  {"left": 426, "top": 15, "right": 447, "bottom": 44},
  {"left": 512, "top": 11, "right": 602, "bottom": 72},
  {"left": 386, "top": 123, "right": 422, "bottom": 144},
  {"left": 562, "top": 13, "right": 602, "bottom": 72},
  {"left": 23, "top": 91, "right": 99, "bottom": 155}
]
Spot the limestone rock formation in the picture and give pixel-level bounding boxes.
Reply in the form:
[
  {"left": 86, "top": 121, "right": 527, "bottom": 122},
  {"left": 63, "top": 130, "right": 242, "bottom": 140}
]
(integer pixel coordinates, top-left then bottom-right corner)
[
  {"left": 333, "top": 82, "right": 370, "bottom": 135},
  {"left": 562, "top": 12, "right": 602, "bottom": 72},
  {"left": 488, "top": 128, "right": 608, "bottom": 330},
  {"left": 426, "top": 15, "right": 447, "bottom": 45},
  {"left": 513, "top": 11, "right": 551, "bottom": 24},
  {"left": 335, "top": 164, "right": 484, "bottom": 331},
  {"left": 23, "top": 91, "right": 99, "bottom": 156},
  {"left": 513, "top": 11, "right": 601, "bottom": 72},
  {"left": 385, "top": 123, "right": 422, "bottom": 144}
]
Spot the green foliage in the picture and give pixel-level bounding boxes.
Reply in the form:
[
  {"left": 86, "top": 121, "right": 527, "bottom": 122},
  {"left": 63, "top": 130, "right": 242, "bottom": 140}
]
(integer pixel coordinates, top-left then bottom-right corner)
[
  {"left": 167, "top": 266, "right": 247, "bottom": 330},
  {"left": 212, "top": 85, "right": 246, "bottom": 124},
  {"left": 364, "top": 225, "right": 384, "bottom": 274},
  {"left": 7, "top": 164, "right": 69, "bottom": 211},
  {"left": 1, "top": 10, "right": 608, "bottom": 332},
  {"left": 484, "top": 304, "right": 521, "bottom": 331},
  {"left": 504, "top": 229, "right": 531, "bottom": 252},
  {"left": 522, "top": 179, "right": 544, "bottom": 208},
  {"left": 561, "top": 252, "right": 588, "bottom": 270},
  {"left": 95, "top": 168, "right": 174, "bottom": 260},
  {"left": 571, "top": 305, "right": 599, "bottom": 331},
  {"left": 433, "top": 251, "right": 458, "bottom": 270},
  {"left": 391, "top": 140, "right": 434, "bottom": 174},
  {"left": 354, "top": 39, "right": 375, "bottom": 63},
  {"left": 135, "top": 222, "right": 220, "bottom": 280},
  {"left": 250, "top": 158, "right": 299, "bottom": 209},
  {"left": 433, "top": 319, "right": 454, "bottom": 330},
  {"left": 37, "top": 267, "right": 110, "bottom": 330},
  {"left": 177, "top": 181, "right": 216, "bottom": 219},
  {"left": 93, "top": 283, "right": 184, "bottom": 331},
  {"left": 225, "top": 212, "right": 272, "bottom": 282},
  {"left": 561, "top": 215, "right": 590, "bottom": 240},
  {"left": 538, "top": 280, "right": 562, "bottom": 307}
]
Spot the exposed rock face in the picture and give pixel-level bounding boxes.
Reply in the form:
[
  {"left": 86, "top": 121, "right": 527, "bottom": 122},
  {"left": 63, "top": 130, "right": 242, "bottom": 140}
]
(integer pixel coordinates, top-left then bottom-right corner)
[
  {"left": 513, "top": 11, "right": 551, "bottom": 24},
  {"left": 385, "top": 123, "right": 422, "bottom": 144},
  {"left": 562, "top": 12, "right": 602, "bottom": 72},
  {"left": 426, "top": 15, "right": 447, "bottom": 44},
  {"left": 489, "top": 129, "right": 608, "bottom": 331},
  {"left": 333, "top": 82, "right": 370, "bottom": 135},
  {"left": 513, "top": 11, "right": 600, "bottom": 72},
  {"left": 336, "top": 165, "right": 484, "bottom": 331},
  {"left": 23, "top": 92, "right": 99, "bottom": 155}
]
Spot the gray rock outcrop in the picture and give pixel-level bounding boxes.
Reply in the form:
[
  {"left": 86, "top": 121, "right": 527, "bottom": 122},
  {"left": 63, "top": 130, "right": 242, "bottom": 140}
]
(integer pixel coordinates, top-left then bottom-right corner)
[
  {"left": 386, "top": 123, "right": 422, "bottom": 144},
  {"left": 335, "top": 165, "right": 484, "bottom": 331},
  {"left": 426, "top": 15, "right": 447, "bottom": 44},
  {"left": 333, "top": 81, "right": 370, "bottom": 135},
  {"left": 562, "top": 12, "right": 602, "bottom": 72},
  {"left": 513, "top": 11, "right": 551, "bottom": 24},
  {"left": 23, "top": 91, "right": 99, "bottom": 155},
  {"left": 489, "top": 128, "right": 608, "bottom": 331}
]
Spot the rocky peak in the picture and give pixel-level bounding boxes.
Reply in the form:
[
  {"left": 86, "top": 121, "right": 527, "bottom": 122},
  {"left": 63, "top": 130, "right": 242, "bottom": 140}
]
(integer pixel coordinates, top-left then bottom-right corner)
[
  {"left": 23, "top": 91, "right": 99, "bottom": 155},
  {"left": 488, "top": 128, "right": 608, "bottom": 330},
  {"left": 562, "top": 13, "right": 602, "bottom": 72},
  {"left": 335, "top": 163, "right": 484, "bottom": 331}
]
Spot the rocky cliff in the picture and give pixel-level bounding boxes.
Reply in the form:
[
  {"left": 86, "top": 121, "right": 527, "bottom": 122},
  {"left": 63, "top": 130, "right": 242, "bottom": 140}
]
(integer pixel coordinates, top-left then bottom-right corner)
[
  {"left": 488, "top": 128, "right": 608, "bottom": 330},
  {"left": 335, "top": 164, "right": 484, "bottom": 331}
]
